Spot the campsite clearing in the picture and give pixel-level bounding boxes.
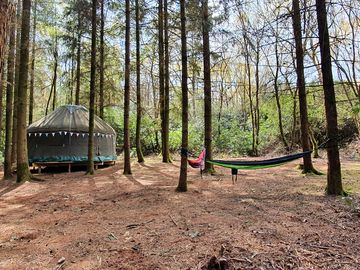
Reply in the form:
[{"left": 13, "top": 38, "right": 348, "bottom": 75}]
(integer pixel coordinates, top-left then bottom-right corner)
[{"left": 0, "top": 156, "right": 359, "bottom": 269}]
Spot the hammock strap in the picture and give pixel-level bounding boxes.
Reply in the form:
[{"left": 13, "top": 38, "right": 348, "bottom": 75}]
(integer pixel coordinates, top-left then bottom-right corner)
[{"left": 181, "top": 148, "right": 188, "bottom": 157}]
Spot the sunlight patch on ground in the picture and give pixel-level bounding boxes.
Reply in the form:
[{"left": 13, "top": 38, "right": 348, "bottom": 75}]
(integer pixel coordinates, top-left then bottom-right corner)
[
  {"left": 1, "top": 181, "right": 44, "bottom": 200},
  {"left": 0, "top": 202, "right": 25, "bottom": 216}
]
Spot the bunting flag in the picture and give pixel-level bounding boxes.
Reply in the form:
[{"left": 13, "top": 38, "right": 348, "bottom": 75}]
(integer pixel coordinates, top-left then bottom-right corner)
[{"left": 28, "top": 131, "right": 115, "bottom": 138}]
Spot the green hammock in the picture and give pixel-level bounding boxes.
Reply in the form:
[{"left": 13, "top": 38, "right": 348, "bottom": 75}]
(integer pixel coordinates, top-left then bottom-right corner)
[{"left": 207, "top": 151, "right": 312, "bottom": 182}]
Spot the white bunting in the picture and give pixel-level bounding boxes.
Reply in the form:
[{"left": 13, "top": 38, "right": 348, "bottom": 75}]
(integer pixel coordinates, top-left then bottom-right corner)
[
  {"left": 52, "top": 133, "right": 55, "bottom": 136},
  {"left": 59, "top": 131, "right": 62, "bottom": 135},
  {"left": 45, "top": 133, "right": 49, "bottom": 137},
  {"left": 64, "top": 131, "right": 67, "bottom": 135},
  {"left": 76, "top": 133, "right": 80, "bottom": 137},
  {"left": 39, "top": 133, "right": 42, "bottom": 136},
  {"left": 28, "top": 133, "right": 31, "bottom": 137},
  {"left": 82, "top": 133, "right": 85, "bottom": 138},
  {"left": 70, "top": 132, "right": 73, "bottom": 136},
  {"left": 34, "top": 133, "right": 38, "bottom": 137}
]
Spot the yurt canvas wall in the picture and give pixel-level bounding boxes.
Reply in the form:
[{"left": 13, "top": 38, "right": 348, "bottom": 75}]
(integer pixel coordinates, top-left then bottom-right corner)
[{"left": 27, "top": 105, "right": 116, "bottom": 164}]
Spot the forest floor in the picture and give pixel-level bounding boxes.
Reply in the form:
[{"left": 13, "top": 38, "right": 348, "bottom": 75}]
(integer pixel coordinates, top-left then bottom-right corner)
[{"left": 0, "top": 153, "right": 359, "bottom": 270}]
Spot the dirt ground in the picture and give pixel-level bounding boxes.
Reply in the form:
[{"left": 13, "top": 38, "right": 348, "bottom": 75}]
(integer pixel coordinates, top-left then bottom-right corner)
[{"left": 0, "top": 155, "right": 359, "bottom": 270}]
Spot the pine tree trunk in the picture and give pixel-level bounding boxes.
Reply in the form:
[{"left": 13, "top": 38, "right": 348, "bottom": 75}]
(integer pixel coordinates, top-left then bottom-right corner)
[
  {"left": 4, "top": 5, "right": 16, "bottom": 179},
  {"left": 177, "top": 0, "right": 188, "bottom": 192},
  {"left": 202, "top": 0, "right": 213, "bottom": 172},
  {"left": 292, "top": 0, "right": 314, "bottom": 172},
  {"left": 87, "top": 0, "right": 97, "bottom": 175},
  {"left": 316, "top": 0, "right": 343, "bottom": 195},
  {"left": 163, "top": 0, "right": 170, "bottom": 163},
  {"left": 135, "top": 0, "right": 144, "bottom": 163},
  {"left": 0, "top": 62, "right": 6, "bottom": 143},
  {"left": 16, "top": 0, "right": 32, "bottom": 183},
  {"left": 158, "top": 0, "right": 166, "bottom": 162},
  {"left": 52, "top": 35, "right": 58, "bottom": 111},
  {"left": 0, "top": 1, "right": 14, "bottom": 78},
  {"left": 99, "top": 0, "right": 105, "bottom": 119},
  {"left": 75, "top": 9, "right": 81, "bottom": 105},
  {"left": 123, "top": 0, "right": 132, "bottom": 174},
  {"left": 28, "top": 0, "right": 36, "bottom": 124},
  {"left": 12, "top": 0, "right": 22, "bottom": 165}
]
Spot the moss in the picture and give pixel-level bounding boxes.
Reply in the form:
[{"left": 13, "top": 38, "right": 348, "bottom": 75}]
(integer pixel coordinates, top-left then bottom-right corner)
[{"left": 16, "top": 163, "right": 32, "bottom": 183}]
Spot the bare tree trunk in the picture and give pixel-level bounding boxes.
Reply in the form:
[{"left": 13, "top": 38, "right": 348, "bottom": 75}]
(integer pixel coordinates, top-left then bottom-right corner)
[
  {"left": 244, "top": 43, "right": 256, "bottom": 155},
  {"left": 202, "top": 0, "right": 213, "bottom": 172},
  {"left": 45, "top": 51, "right": 57, "bottom": 116},
  {"left": 158, "top": 0, "right": 166, "bottom": 162},
  {"left": 273, "top": 32, "right": 289, "bottom": 151},
  {"left": 135, "top": 0, "right": 144, "bottom": 163},
  {"left": 0, "top": 1, "right": 15, "bottom": 78},
  {"left": 254, "top": 40, "right": 260, "bottom": 156},
  {"left": 177, "top": 0, "right": 188, "bottom": 192},
  {"left": 52, "top": 35, "right": 58, "bottom": 111},
  {"left": 316, "top": 0, "right": 343, "bottom": 195},
  {"left": 12, "top": 0, "right": 22, "bottom": 165},
  {"left": 28, "top": 0, "right": 36, "bottom": 124},
  {"left": 75, "top": 9, "right": 81, "bottom": 105},
  {"left": 87, "top": 0, "right": 97, "bottom": 175},
  {"left": 99, "top": 0, "right": 105, "bottom": 119},
  {"left": 163, "top": 0, "right": 170, "bottom": 162},
  {"left": 0, "top": 61, "right": 6, "bottom": 142},
  {"left": 4, "top": 5, "right": 16, "bottom": 179},
  {"left": 123, "top": 0, "right": 132, "bottom": 175},
  {"left": 150, "top": 54, "right": 160, "bottom": 151},
  {"left": 292, "top": 0, "right": 314, "bottom": 172},
  {"left": 16, "top": 0, "right": 32, "bottom": 183}
]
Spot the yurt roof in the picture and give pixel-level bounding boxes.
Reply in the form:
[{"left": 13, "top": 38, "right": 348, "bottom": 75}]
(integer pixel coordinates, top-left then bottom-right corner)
[{"left": 28, "top": 105, "right": 116, "bottom": 134}]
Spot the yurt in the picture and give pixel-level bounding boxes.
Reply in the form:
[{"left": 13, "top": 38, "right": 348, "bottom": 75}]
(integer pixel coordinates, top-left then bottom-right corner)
[{"left": 27, "top": 105, "right": 117, "bottom": 166}]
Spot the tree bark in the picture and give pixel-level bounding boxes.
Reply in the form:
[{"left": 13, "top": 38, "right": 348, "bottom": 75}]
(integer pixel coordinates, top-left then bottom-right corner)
[
  {"left": 315, "top": 0, "right": 343, "bottom": 195},
  {"left": 176, "top": 0, "right": 188, "bottom": 192},
  {"left": 163, "top": 0, "right": 170, "bottom": 163},
  {"left": 0, "top": 1, "right": 15, "bottom": 78},
  {"left": 123, "top": 0, "right": 132, "bottom": 174},
  {"left": 12, "top": 0, "right": 22, "bottom": 165},
  {"left": 75, "top": 9, "right": 81, "bottom": 105},
  {"left": 292, "top": 0, "right": 314, "bottom": 172},
  {"left": 4, "top": 4, "right": 16, "bottom": 179},
  {"left": 52, "top": 35, "right": 58, "bottom": 111},
  {"left": 135, "top": 0, "right": 144, "bottom": 163},
  {"left": 99, "top": 0, "right": 105, "bottom": 119},
  {"left": 16, "top": 0, "right": 32, "bottom": 183},
  {"left": 202, "top": 0, "right": 213, "bottom": 172},
  {"left": 158, "top": 0, "right": 166, "bottom": 162},
  {"left": 28, "top": 0, "right": 36, "bottom": 124},
  {"left": 273, "top": 31, "right": 289, "bottom": 151},
  {"left": 87, "top": 0, "right": 97, "bottom": 175},
  {"left": 0, "top": 61, "right": 6, "bottom": 143}
]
